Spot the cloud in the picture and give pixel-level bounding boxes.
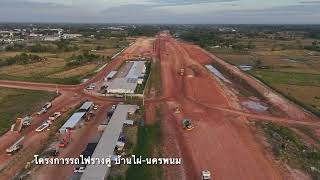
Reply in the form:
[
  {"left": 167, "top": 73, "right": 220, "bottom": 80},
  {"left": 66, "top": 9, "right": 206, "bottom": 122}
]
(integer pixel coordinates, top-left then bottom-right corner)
[
  {"left": 0, "top": 0, "right": 319, "bottom": 24},
  {"left": 0, "top": 0, "right": 68, "bottom": 9},
  {"left": 299, "top": 0, "right": 320, "bottom": 4},
  {"left": 150, "top": 0, "right": 239, "bottom": 6}
]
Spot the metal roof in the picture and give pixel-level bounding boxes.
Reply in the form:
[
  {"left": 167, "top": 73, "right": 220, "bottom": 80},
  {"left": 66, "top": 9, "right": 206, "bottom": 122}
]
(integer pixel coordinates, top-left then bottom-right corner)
[
  {"left": 106, "top": 61, "right": 146, "bottom": 94},
  {"left": 106, "top": 71, "right": 117, "bottom": 79},
  {"left": 79, "top": 101, "right": 93, "bottom": 111},
  {"left": 59, "top": 112, "right": 86, "bottom": 131},
  {"left": 80, "top": 105, "right": 137, "bottom": 180},
  {"left": 106, "top": 78, "right": 138, "bottom": 93},
  {"left": 126, "top": 61, "right": 146, "bottom": 79}
]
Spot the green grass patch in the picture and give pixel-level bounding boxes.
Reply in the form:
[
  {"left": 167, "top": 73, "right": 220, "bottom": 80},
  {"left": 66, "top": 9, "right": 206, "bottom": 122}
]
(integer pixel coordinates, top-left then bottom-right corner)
[
  {"left": 135, "top": 61, "right": 151, "bottom": 94},
  {"left": 0, "top": 87, "right": 57, "bottom": 135},
  {"left": 0, "top": 73, "right": 82, "bottom": 85},
  {"left": 248, "top": 70, "right": 320, "bottom": 116},
  {"left": 257, "top": 122, "right": 320, "bottom": 179},
  {"left": 296, "top": 126, "right": 320, "bottom": 145},
  {"left": 125, "top": 108, "right": 163, "bottom": 180},
  {"left": 250, "top": 70, "right": 320, "bottom": 86},
  {"left": 124, "top": 96, "right": 143, "bottom": 107},
  {"left": 145, "top": 60, "right": 161, "bottom": 97}
]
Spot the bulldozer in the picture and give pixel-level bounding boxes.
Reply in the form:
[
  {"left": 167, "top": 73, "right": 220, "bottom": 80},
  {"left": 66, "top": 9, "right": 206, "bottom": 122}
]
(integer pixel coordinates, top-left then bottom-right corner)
[{"left": 182, "top": 119, "right": 194, "bottom": 131}]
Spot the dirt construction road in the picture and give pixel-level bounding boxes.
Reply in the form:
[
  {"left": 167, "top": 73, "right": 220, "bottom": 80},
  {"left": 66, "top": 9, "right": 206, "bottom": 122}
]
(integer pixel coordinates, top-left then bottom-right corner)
[{"left": 151, "top": 33, "right": 298, "bottom": 180}]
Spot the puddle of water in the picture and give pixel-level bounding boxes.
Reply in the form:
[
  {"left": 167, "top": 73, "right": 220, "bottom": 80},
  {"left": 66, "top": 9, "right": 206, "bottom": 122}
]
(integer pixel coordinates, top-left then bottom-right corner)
[
  {"left": 205, "top": 64, "right": 231, "bottom": 83},
  {"left": 241, "top": 100, "right": 268, "bottom": 112}
]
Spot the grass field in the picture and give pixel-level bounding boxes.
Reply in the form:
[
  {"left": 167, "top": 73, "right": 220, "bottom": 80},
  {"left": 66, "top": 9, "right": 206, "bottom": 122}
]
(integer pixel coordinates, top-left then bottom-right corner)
[
  {"left": 145, "top": 60, "right": 161, "bottom": 97},
  {"left": 250, "top": 70, "right": 320, "bottom": 86},
  {"left": 0, "top": 37, "right": 129, "bottom": 84},
  {"left": 125, "top": 107, "right": 163, "bottom": 180},
  {"left": 48, "top": 64, "right": 97, "bottom": 78},
  {"left": 210, "top": 37, "right": 320, "bottom": 116},
  {"left": 0, "top": 87, "right": 56, "bottom": 135},
  {"left": 256, "top": 121, "right": 320, "bottom": 179}
]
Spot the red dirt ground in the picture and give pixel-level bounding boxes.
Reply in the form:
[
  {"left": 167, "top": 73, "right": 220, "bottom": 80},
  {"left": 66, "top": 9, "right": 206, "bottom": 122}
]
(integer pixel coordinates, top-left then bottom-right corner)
[
  {"left": 183, "top": 43, "right": 318, "bottom": 122},
  {"left": 151, "top": 33, "right": 291, "bottom": 180}
]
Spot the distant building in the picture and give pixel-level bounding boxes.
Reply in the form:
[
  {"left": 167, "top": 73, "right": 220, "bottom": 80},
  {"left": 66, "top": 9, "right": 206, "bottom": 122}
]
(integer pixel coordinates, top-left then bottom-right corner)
[
  {"left": 62, "top": 33, "right": 82, "bottom": 39},
  {"left": 107, "top": 27, "right": 125, "bottom": 31},
  {"left": 238, "top": 65, "right": 253, "bottom": 71},
  {"left": 29, "top": 33, "right": 43, "bottom": 37},
  {"left": 44, "top": 36, "right": 60, "bottom": 41}
]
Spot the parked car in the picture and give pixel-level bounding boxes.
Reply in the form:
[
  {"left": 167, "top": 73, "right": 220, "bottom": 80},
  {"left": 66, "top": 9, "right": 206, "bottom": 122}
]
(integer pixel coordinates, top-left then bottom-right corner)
[
  {"left": 86, "top": 84, "right": 96, "bottom": 90},
  {"left": 43, "top": 102, "right": 52, "bottom": 110},
  {"left": 35, "top": 122, "right": 50, "bottom": 132},
  {"left": 74, "top": 166, "right": 85, "bottom": 173},
  {"left": 49, "top": 112, "right": 61, "bottom": 121},
  {"left": 93, "top": 105, "right": 99, "bottom": 110},
  {"left": 37, "top": 108, "right": 47, "bottom": 115}
]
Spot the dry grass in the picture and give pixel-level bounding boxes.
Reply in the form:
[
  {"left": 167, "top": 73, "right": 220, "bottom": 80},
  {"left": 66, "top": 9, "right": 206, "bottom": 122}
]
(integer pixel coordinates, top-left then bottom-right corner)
[
  {"left": 216, "top": 54, "right": 254, "bottom": 65},
  {"left": 93, "top": 48, "right": 118, "bottom": 57},
  {"left": 0, "top": 57, "right": 65, "bottom": 77},
  {"left": 274, "top": 84, "right": 320, "bottom": 109},
  {"left": 0, "top": 51, "right": 23, "bottom": 59},
  {"left": 48, "top": 64, "right": 97, "bottom": 78},
  {"left": 254, "top": 49, "right": 309, "bottom": 56},
  {"left": 0, "top": 52, "right": 56, "bottom": 59}
]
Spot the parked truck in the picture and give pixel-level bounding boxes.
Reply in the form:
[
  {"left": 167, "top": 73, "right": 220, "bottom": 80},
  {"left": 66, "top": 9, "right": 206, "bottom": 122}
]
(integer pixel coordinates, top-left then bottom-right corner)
[
  {"left": 58, "top": 130, "right": 71, "bottom": 148},
  {"left": 21, "top": 116, "right": 32, "bottom": 126},
  {"left": 12, "top": 116, "right": 32, "bottom": 132},
  {"left": 6, "top": 136, "right": 25, "bottom": 154}
]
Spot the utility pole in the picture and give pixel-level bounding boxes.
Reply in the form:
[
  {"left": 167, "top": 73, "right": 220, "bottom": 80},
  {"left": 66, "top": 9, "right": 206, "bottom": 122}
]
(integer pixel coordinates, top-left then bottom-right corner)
[{"left": 56, "top": 85, "right": 59, "bottom": 95}]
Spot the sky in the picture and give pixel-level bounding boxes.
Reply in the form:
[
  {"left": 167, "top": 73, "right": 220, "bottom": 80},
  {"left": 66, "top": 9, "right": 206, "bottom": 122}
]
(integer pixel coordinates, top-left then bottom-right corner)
[{"left": 0, "top": 0, "right": 320, "bottom": 24}]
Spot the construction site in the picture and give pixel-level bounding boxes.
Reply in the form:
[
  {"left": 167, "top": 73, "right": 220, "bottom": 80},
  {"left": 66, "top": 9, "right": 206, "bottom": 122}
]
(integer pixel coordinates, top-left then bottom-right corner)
[{"left": 0, "top": 32, "right": 319, "bottom": 180}]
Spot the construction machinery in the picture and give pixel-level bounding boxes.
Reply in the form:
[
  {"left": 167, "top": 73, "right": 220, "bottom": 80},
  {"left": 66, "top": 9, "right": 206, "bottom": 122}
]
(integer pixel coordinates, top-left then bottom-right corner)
[
  {"left": 12, "top": 116, "right": 32, "bottom": 132},
  {"left": 174, "top": 106, "right": 181, "bottom": 114},
  {"left": 6, "top": 136, "right": 25, "bottom": 154},
  {"left": 202, "top": 170, "right": 211, "bottom": 180},
  {"left": 182, "top": 119, "right": 194, "bottom": 130},
  {"left": 21, "top": 116, "right": 32, "bottom": 126},
  {"left": 58, "top": 129, "right": 71, "bottom": 148},
  {"left": 180, "top": 68, "right": 185, "bottom": 76}
]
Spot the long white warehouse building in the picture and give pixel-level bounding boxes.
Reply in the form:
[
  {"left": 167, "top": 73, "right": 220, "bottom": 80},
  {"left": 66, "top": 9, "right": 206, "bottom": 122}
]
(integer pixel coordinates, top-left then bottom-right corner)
[{"left": 106, "top": 61, "right": 146, "bottom": 94}]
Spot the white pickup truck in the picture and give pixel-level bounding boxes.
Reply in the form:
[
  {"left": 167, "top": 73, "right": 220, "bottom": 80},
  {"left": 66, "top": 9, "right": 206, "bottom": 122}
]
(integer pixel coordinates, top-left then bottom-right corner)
[
  {"left": 49, "top": 112, "right": 61, "bottom": 121},
  {"left": 37, "top": 102, "right": 52, "bottom": 115},
  {"left": 35, "top": 122, "right": 50, "bottom": 132}
]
